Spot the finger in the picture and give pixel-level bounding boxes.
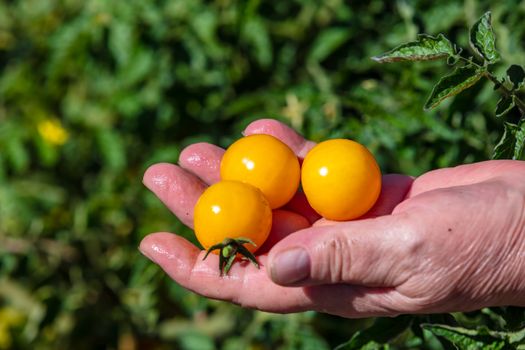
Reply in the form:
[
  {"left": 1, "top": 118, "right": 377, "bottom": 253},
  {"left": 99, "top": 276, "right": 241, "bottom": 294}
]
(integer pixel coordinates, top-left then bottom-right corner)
[
  {"left": 283, "top": 190, "right": 321, "bottom": 224},
  {"left": 362, "top": 174, "right": 413, "bottom": 218},
  {"left": 304, "top": 284, "right": 424, "bottom": 317},
  {"left": 407, "top": 160, "right": 522, "bottom": 197},
  {"left": 143, "top": 163, "right": 205, "bottom": 228},
  {"left": 258, "top": 209, "right": 311, "bottom": 255},
  {"left": 139, "top": 232, "right": 412, "bottom": 317},
  {"left": 243, "top": 119, "right": 316, "bottom": 158},
  {"left": 139, "top": 232, "right": 313, "bottom": 313},
  {"left": 307, "top": 174, "right": 414, "bottom": 227},
  {"left": 178, "top": 142, "right": 225, "bottom": 185},
  {"left": 267, "top": 213, "right": 416, "bottom": 288}
]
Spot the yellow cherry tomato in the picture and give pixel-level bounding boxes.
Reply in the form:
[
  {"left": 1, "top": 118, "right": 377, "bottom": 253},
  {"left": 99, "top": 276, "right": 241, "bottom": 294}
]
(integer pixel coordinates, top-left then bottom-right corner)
[
  {"left": 301, "top": 139, "right": 382, "bottom": 221},
  {"left": 220, "top": 134, "right": 300, "bottom": 209},
  {"left": 193, "top": 180, "right": 272, "bottom": 253}
]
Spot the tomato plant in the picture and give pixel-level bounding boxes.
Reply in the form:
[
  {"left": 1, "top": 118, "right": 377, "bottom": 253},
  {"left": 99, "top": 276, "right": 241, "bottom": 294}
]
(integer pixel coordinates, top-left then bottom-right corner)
[
  {"left": 193, "top": 180, "right": 272, "bottom": 274},
  {"left": 220, "top": 134, "right": 300, "bottom": 209},
  {"left": 301, "top": 139, "right": 382, "bottom": 221}
]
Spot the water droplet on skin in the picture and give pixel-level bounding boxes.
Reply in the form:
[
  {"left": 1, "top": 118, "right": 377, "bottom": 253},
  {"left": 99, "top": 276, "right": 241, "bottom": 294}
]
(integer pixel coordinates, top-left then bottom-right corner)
[
  {"left": 186, "top": 154, "right": 203, "bottom": 164},
  {"left": 152, "top": 174, "right": 169, "bottom": 188},
  {"left": 151, "top": 243, "right": 176, "bottom": 260}
]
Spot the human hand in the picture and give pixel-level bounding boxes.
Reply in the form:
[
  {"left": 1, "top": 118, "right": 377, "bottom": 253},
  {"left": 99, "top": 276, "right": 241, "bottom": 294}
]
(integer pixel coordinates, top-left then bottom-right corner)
[{"left": 140, "top": 119, "right": 525, "bottom": 318}]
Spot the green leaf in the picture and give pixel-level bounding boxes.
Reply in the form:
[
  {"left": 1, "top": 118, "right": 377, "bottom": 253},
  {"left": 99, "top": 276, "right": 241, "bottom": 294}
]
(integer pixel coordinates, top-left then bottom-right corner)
[
  {"left": 447, "top": 54, "right": 460, "bottom": 65},
  {"left": 424, "top": 65, "right": 485, "bottom": 110},
  {"left": 495, "top": 96, "right": 515, "bottom": 118},
  {"left": 372, "top": 34, "right": 455, "bottom": 63},
  {"left": 335, "top": 316, "right": 412, "bottom": 349},
  {"left": 422, "top": 324, "right": 507, "bottom": 350},
  {"left": 294, "top": 325, "right": 331, "bottom": 350},
  {"left": 492, "top": 306, "right": 525, "bottom": 330},
  {"left": 308, "top": 28, "right": 351, "bottom": 63},
  {"left": 6, "top": 136, "right": 30, "bottom": 173},
  {"left": 178, "top": 332, "right": 215, "bottom": 350},
  {"left": 241, "top": 17, "right": 272, "bottom": 67},
  {"left": 96, "top": 129, "right": 127, "bottom": 171},
  {"left": 506, "top": 65, "right": 525, "bottom": 90},
  {"left": 109, "top": 19, "right": 134, "bottom": 67},
  {"left": 508, "top": 327, "right": 525, "bottom": 344},
  {"left": 492, "top": 119, "right": 525, "bottom": 160},
  {"left": 469, "top": 11, "right": 500, "bottom": 64}
]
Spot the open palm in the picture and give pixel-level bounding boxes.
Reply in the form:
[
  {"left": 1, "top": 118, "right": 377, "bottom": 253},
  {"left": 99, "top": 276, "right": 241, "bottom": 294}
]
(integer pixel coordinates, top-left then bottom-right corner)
[{"left": 141, "top": 119, "right": 525, "bottom": 318}]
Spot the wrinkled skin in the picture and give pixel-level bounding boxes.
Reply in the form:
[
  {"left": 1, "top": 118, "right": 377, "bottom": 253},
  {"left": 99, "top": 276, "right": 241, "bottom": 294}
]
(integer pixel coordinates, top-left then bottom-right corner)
[{"left": 140, "top": 119, "right": 525, "bottom": 318}]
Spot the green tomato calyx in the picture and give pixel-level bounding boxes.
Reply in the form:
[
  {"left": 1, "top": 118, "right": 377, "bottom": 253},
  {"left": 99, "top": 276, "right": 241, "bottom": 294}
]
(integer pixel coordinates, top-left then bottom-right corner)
[{"left": 202, "top": 237, "right": 259, "bottom": 275}]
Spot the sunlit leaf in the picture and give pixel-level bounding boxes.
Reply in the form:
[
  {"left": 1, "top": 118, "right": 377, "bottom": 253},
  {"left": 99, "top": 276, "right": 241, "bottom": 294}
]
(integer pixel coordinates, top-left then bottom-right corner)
[
  {"left": 96, "top": 129, "right": 127, "bottom": 171},
  {"left": 495, "top": 96, "right": 515, "bottom": 118},
  {"left": 422, "top": 324, "right": 507, "bottom": 350},
  {"left": 109, "top": 19, "right": 134, "bottom": 67},
  {"left": 508, "top": 327, "right": 525, "bottom": 345},
  {"left": 6, "top": 136, "right": 29, "bottom": 173},
  {"left": 493, "top": 120, "right": 525, "bottom": 160},
  {"left": 178, "top": 332, "right": 215, "bottom": 350},
  {"left": 335, "top": 316, "right": 413, "bottom": 349},
  {"left": 469, "top": 11, "right": 500, "bottom": 64},
  {"left": 372, "top": 34, "right": 455, "bottom": 63},
  {"left": 241, "top": 17, "right": 272, "bottom": 67},
  {"left": 424, "top": 65, "right": 485, "bottom": 110},
  {"left": 308, "top": 28, "right": 351, "bottom": 63}
]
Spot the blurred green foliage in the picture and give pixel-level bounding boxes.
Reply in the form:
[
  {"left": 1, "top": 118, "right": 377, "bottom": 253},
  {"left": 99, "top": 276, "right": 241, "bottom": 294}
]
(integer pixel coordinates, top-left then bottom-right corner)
[{"left": 1, "top": 0, "right": 525, "bottom": 349}]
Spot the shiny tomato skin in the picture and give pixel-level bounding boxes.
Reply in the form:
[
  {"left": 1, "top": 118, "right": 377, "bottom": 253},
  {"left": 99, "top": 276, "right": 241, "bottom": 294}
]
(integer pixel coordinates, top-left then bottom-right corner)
[
  {"left": 220, "top": 134, "right": 300, "bottom": 209},
  {"left": 301, "top": 139, "right": 381, "bottom": 221},
  {"left": 193, "top": 180, "right": 272, "bottom": 253}
]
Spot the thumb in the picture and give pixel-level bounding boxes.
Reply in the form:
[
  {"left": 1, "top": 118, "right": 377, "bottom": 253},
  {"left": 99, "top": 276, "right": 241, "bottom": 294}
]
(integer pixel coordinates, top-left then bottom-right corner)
[{"left": 267, "top": 213, "right": 417, "bottom": 287}]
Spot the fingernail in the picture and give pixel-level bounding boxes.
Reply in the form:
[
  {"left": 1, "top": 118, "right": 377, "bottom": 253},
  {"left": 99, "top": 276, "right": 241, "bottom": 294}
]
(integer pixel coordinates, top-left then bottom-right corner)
[{"left": 271, "top": 247, "right": 310, "bottom": 285}]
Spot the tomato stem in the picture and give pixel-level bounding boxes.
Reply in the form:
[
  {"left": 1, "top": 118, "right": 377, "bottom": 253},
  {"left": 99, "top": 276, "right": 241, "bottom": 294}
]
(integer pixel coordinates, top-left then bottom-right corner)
[{"left": 203, "top": 237, "right": 259, "bottom": 275}]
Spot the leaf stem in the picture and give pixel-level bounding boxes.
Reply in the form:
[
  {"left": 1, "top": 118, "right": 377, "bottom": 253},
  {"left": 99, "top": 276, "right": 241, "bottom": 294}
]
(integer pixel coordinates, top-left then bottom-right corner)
[
  {"left": 456, "top": 55, "right": 483, "bottom": 69},
  {"left": 483, "top": 71, "right": 525, "bottom": 116},
  {"left": 457, "top": 55, "right": 525, "bottom": 116}
]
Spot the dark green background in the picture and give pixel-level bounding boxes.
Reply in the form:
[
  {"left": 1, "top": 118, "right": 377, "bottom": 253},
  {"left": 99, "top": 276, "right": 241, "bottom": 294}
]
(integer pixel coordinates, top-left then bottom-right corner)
[{"left": 1, "top": 0, "right": 524, "bottom": 349}]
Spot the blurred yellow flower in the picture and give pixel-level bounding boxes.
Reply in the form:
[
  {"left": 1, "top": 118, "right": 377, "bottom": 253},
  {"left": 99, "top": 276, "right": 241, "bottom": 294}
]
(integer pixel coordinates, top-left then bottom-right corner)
[
  {"left": 281, "top": 93, "right": 308, "bottom": 130},
  {"left": 37, "top": 119, "right": 69, "bottom": 145},
  {"left": 0, "top": 307, "right": 25, "bottom": 349},
  {"left": 0, "top": 325, "right": 10, "bottom": 350}
]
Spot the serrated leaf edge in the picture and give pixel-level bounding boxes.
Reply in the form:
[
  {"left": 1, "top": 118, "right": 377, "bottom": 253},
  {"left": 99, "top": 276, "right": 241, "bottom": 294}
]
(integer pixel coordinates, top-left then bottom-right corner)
[
  {"left": 372, "top": 33, "right": 455, "bottom": 63},
  {"left": 495, "top": 96, "right": 516, "bottom": 118},
  {"left": 424, "top": 65, "right": 485, "bottom": 110},
  {"left": 493, "top": 120, "right": 525, "bottom": 160},
  {"left": 469, "top": 11, "right": 500, "bottom": 64}
]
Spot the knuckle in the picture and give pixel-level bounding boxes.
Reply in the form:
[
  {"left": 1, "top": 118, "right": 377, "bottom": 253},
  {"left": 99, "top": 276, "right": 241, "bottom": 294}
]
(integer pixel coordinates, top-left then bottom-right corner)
[
  {"left": 386, "top": 213, "right": 424, "bottom": 258},
  {"left": 313, "top": 231, "right": 351, "bottom": 283}
]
